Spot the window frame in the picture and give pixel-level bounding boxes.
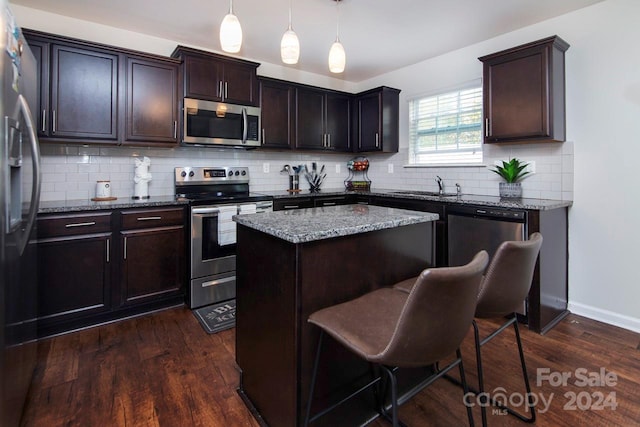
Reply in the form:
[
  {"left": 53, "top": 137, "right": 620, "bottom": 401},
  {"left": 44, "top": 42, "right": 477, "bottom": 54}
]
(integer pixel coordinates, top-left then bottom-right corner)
[{"left": 407, "top": 80, "right": 484, "bottom": 167}]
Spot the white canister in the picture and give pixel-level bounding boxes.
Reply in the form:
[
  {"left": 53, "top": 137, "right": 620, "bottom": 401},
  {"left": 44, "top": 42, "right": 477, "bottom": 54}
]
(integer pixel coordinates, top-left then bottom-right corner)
[{"left": 96, "top": 181, "right": 111, "bottom": 198}]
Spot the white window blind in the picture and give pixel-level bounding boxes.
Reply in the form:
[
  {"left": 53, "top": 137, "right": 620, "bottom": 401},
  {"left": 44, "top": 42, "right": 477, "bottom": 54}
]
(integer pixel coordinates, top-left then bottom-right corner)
[{"left": 409, "top": 86, "right": 483, "bottom": 165}]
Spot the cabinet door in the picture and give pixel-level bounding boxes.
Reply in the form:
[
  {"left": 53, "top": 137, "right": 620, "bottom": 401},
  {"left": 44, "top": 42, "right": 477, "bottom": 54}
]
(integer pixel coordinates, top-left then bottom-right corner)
[
  {"left": 50, "top": 44, "right": 118, "bottom": 141},
  {"left": 485, "top": 49, "right": 548, "bottom": 141},
  {"left": 121, "top": 226, "right": 185, "bottom": 305},
  {"left": 37, "top": 234, "right": 112, "bottom": 327},
  {"left": 325, "top": 93, "right": 351, "bottom": 151},
  {"left": 24, "top": 37, "right": 50, "bottom": 138},
  {"left": 260, "top": 80, "right": 294, "bottom": 149},
  {"left": 184, "top": 54, "right": 223, "bottom": 101},
  {"left": 125, "top": 56, "right": 179, "bottom": 145},
  {"left": 481, "top": 36, "right": 568, "bottom": 143},
  {"left": 295, "top": 88, "right": 325, "bottom": 149},
  {"left": 273, "top": 197, "right": 314, "bottom": 211},
  {"left": 357, "top": 92, "right": 381, "bottom": 152},
  {"left": 223, "top": 61, "right": 258, "bottom": 105}
]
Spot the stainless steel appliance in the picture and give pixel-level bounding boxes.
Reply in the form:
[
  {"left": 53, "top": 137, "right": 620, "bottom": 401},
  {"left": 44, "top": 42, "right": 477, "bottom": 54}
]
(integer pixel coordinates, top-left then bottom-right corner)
[
  {"left": 175, "top": 166, "right": 272, "bottom": 308},
  {"left": 447, "top": 205, "right": 527, "bottom": 314},
  {"left": 182, "top": 97, "right": 261, "bottom": 148},
  {"left": 1, "top": 7, "right": 42, "bottom": 427}
]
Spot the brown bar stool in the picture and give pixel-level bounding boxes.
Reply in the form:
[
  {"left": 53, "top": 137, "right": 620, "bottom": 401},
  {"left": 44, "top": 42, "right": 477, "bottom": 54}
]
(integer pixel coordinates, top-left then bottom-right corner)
[
  {"left": 304, "top": 251, "right": 488, "bottom": 427},
  {"left": 395, "top": 233, "right": 543, "bottom": 426}
]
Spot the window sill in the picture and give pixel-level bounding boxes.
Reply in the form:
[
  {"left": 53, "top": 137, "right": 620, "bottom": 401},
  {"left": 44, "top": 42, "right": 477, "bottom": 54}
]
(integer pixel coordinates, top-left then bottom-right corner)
[{"left": 403, "top": 163, "right": 488, "bottom": 169}]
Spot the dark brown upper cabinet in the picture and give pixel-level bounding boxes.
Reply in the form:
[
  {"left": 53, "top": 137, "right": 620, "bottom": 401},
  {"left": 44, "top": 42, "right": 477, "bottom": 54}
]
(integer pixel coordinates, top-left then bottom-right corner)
[
  {"left": 354, "top": 86, "right": 400, "bottom": 153},
  {"left": 123, "top": 55, "right": 179, "bottom": 146},
  {"left": 172, "top": 46, "right": 259, "bottom": 106},
  {"left": 24, "top": 30, "right": 120, "bottom": 143},
  {"left": 295, "top": 86, "right": 351, "bottom": 152},
  {"left": 23, "top": 29, "right": 181, "bottom": 146},
  {"left": 480, "top": 35, "right": 569, "bottom": 144},
  {"left": 258, "top": 77, "right": 295, "bottom": 149}
]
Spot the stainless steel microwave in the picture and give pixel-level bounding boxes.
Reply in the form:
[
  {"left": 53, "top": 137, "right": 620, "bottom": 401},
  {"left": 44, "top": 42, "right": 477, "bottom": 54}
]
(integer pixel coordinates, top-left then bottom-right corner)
[{"left": 182, "top": 98, "right": 261, "bottom": 148}]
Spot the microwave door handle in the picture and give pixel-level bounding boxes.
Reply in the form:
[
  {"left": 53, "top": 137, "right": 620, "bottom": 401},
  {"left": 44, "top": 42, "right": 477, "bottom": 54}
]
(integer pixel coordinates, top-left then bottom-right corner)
[{"left": 241, "top": 108, "right": 248, "bottom": 144}]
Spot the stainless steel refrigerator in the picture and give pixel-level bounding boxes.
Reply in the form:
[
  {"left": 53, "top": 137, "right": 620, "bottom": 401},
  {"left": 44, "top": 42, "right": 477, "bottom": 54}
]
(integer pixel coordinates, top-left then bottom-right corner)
[{"left": 1, "top": 4, "right": 42, "bottom": 426}]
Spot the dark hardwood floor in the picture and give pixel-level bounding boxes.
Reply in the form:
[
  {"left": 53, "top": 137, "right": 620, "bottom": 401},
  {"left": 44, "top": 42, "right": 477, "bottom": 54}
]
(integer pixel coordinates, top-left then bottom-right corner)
[{"left": 22, "top": 308, "right": 640, "bottom": 426}]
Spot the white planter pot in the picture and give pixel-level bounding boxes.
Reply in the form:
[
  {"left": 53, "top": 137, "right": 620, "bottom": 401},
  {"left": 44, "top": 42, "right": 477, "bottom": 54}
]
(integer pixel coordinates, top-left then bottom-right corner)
[{"left": 499, "top": 182, "right": 522, "bottom": 198}]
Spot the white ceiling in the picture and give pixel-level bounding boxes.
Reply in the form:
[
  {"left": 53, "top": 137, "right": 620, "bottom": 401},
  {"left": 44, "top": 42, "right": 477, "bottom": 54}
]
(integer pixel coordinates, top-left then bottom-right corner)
[{"left": 11, "top": 0, "right": 603, "bottom": 82}]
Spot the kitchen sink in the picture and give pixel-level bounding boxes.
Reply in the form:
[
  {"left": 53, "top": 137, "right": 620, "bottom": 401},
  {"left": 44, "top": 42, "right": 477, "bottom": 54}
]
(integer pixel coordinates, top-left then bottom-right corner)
[{"left": 391, "top": 190, "right": 458, "bottom": 197}]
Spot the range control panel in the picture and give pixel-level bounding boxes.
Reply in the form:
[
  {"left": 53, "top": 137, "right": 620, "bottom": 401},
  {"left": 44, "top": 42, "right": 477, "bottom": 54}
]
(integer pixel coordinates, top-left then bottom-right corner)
[{"left": 175, "top": 166, "right": 250, "bottom": 185}]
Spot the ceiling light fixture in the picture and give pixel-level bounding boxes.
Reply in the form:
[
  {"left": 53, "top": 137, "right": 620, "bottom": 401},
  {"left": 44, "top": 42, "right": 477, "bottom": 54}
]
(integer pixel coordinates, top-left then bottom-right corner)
[
  {"left": 281, "top": 0, "right": 300, "bottom": 64},
  {"left": 328, "top": 0, "right": 346, "bottom": 73},
  {"left": 220, "top": 0, "right": 242, "bottom": 53}
]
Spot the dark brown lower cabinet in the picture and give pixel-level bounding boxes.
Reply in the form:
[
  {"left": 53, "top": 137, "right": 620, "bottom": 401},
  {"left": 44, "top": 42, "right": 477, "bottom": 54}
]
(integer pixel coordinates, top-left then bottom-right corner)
[
  {"left": 120, "top": 224, "right": 184, "bottom": 305},
  {"left": 36, "top": 206, "right": 186, "bottom": 337}
]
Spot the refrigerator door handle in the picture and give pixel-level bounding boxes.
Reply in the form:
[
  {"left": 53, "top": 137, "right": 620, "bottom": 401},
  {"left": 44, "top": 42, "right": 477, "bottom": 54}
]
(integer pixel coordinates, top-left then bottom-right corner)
[{"left": 16, "top": 94, "right": 41, "bottom": 256}]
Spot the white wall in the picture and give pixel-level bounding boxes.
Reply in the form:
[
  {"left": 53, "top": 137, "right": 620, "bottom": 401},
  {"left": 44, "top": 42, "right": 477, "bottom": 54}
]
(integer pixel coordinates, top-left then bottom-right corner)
[
  {"left": 358, "top": 0, "right": 640, "bottom": 331},
  {"left": 13, "top": 1, "right": 640, "bottom": 330}
]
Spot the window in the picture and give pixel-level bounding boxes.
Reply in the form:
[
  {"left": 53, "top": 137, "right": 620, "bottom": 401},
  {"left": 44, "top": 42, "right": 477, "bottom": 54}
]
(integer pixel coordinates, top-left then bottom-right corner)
[{"left": 409, "top": 85, "right": 483, "bottom": 165}]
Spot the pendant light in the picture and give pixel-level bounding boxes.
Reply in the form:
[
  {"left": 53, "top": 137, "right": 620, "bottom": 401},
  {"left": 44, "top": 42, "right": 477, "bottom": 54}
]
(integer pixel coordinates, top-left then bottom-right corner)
[
  {"left": 220, "top": 0, "right": 242, "bottom": 53},
  {"left": 328, "top": 0, "right": 345, "bottom": 73},
  {"left": 281, "top": 0, "right": 300, "bottom": 64}
]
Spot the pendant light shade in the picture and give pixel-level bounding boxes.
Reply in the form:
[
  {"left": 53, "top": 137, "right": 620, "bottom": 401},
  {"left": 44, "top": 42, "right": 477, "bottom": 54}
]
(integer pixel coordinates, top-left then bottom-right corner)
[
  {"left": 328, "top": 40, "right": 345, "bottom": 73},
  {"left": 281, "top": 0, "right": 300, "bottom": 64},
  {"left": 220, "top": 0, "right": 242, "bottom": 53},
  {"left": 328, "top": 0, "right": 345, "bottom": 73},
  {"left": 281, "top": 29, "right": 300, "bottom": 64}
]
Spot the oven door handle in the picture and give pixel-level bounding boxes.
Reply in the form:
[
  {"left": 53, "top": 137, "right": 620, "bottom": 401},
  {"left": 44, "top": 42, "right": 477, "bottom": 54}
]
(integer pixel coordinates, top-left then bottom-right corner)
[
  {"left": 192, "top": 207, "right": 221, "bottom": 215},
  {"left": 202, "top": 276, "right": 236, "bottom": 288}
]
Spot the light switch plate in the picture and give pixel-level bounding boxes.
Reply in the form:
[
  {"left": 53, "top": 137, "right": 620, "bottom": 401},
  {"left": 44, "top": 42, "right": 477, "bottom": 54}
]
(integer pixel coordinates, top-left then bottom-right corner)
[
  {"left": 263, "top": 163, "right": 270, "bottom": 173},
  {"left": 388, "top": 163, "right": 394, "bottom": 174},
  {"left": 335, "top": 164, "right": 341, "bottom": 174}
]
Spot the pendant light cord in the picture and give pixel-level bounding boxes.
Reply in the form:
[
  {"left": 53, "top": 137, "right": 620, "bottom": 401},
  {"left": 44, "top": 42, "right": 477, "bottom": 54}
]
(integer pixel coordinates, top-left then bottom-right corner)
[
  {"left": 289, "top": 0, "right": 293, "bottom": 30},
  {"left": 229, "top": 0, "right": 233, "bottom": 14},
  {"left": 335, "top": 0, "right": 340, "bottom": 42}
]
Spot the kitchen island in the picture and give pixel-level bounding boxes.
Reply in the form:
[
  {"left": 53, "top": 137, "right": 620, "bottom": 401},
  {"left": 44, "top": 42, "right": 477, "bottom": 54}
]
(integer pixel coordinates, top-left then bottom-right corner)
[{"left": 233, "top": 205, "right": 439, "bottom": 427}]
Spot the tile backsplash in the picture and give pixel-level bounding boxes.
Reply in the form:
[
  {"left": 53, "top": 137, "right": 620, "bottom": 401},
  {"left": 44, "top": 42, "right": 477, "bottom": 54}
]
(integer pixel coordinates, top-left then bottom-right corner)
[{"left": 38, "top": 141, "right": 573, "bottom": 202}]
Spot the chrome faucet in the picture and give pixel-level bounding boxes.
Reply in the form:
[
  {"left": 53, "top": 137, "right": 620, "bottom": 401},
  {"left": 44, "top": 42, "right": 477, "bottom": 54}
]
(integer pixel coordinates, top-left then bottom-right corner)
[{"left": 435, "top": 175, "right": 444, "bottom": 195}]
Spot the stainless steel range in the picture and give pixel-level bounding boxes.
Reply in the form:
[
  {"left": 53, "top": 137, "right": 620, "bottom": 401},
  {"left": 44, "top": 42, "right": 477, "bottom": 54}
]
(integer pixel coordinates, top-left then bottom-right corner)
[{"left": 175, "top": 166, "right": 272, "bottom": 308}]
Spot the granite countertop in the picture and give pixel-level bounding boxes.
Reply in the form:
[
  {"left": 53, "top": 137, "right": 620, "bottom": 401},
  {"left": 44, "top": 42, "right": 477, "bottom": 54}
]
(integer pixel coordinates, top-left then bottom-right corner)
[
  {"left": 38, "top": 195, "right": 188, "bottom": 214},
  {"left": 262, "top": 188, "right": 573, "bottom": 211},
  {"left": 233, "top": 204, "right": 439, "bottom": 244}
]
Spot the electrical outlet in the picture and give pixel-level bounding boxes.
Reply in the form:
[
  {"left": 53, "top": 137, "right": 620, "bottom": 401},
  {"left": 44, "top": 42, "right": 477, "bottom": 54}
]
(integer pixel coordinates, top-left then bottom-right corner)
[
  {"left": 388, "top": 163, "right": 394, "bottom": 174},
  {"left": 263, "top": 163, "right": 270, "bottom": 173},
  {"left": 335, "top": 164, "right": 341, "bottom": 174}
]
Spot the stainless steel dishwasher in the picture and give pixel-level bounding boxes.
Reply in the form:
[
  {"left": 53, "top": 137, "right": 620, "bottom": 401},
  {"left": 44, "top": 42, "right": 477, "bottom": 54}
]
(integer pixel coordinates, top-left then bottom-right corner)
[{"left": 447, "top": 205, "right": 527, "bottom": 267}]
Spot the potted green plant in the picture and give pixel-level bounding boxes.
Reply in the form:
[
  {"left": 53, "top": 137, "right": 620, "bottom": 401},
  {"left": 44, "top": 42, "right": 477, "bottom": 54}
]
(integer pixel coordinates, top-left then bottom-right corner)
[{"left": 490, "top": 158, "right": 530, "bottom": 198}]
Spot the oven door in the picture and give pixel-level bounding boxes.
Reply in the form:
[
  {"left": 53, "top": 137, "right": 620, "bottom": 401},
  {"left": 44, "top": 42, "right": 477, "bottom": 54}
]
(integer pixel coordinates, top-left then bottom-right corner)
[{"left": 191, "top": 205, "right": 238, "bottom": 279}]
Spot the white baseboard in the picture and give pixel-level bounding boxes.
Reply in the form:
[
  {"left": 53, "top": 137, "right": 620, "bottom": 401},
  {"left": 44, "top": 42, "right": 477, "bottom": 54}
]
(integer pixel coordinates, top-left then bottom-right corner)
[{"left": 568, "top": 301, "right": 640, "bottom": 333}]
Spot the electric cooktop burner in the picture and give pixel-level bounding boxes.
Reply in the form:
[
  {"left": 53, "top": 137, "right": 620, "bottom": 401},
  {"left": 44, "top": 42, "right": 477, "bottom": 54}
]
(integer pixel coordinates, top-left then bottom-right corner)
[{"left": 174, "top": 166, "right": 271, "bottom": 204}]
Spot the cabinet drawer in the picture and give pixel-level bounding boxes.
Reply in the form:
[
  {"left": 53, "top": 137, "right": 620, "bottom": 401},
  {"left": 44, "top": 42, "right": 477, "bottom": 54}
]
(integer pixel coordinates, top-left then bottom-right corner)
[
  {"left": 273, "top": 198, "right": 314, "bottom": 211},
  {"left": 38, "top": 212, "right": 112, "bottom": 238},
  {"left": 121, "top": 207, "right": 185, "bottom": 230}
]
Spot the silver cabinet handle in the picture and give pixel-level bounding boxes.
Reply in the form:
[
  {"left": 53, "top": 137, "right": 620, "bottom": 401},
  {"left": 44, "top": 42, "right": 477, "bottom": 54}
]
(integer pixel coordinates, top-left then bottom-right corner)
[
  {"left": 284, "top": 205, "right": 299, "bottom": 209},
  {"left": 218, "top": 81, "right": 223, "bottom": 99},
  {"left": 224, "top": 81, "right": 228, "bottom": 99},
  {"left": 136, "top": 216, "right": 162, "bottom": 221},
  {"left": 106, "top": 238, "right": 110, "bottom": 263},
  {"left": 65, "top": 221, "right": 96, "bottom": 228},
  {"left": 173, "top": 121, "right": 177, "bottom": 139},
  {"left": 52, "top": 110, "right": 57, "bottom": 133},
  {"left": 327, "top": 133, "right": 331, "bottom": 148},
  {"left": 42, "top": 109, "right": 46, "bottom": 132},
  {"left": 375, "top": 132, "right": 379, "bottom": 148},
  {"left": 123, "top": 236, "right": 127, "bottom": 260},
  {"left": 262, "top": 128, "right": 265, "bottom": 144},
  {"left": 485, "top": 118, "right": 490, "bottom": 137},
  {"left": 322, "top": 202, "right": 336, "bottom": 206}
]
